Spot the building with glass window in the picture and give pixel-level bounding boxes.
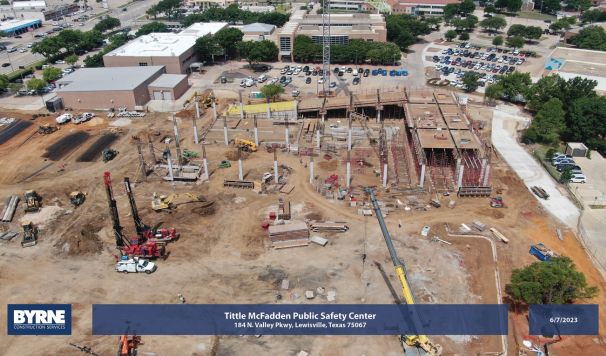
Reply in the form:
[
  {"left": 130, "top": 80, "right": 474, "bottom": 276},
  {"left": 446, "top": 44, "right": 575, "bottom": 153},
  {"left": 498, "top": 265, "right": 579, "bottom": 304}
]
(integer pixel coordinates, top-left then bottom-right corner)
[
  {"left": 277, "top": 10, "right": 387, "bottom": 61},
  {"left": 390, "top": 0, "right": 457, "bottom": 16}
]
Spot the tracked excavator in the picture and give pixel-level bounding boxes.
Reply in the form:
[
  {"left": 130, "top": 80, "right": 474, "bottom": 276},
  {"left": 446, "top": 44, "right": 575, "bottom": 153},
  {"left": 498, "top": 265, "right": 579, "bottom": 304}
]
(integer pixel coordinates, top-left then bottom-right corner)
[
  {"left": 151, "top": 193, "right": 205, "bottom": 211},
  {"left": 124, "top": 177, "right": 177, "bottom": 242},
  {"left": 366, "top": 188, "right": 443, "bottom": 356}
]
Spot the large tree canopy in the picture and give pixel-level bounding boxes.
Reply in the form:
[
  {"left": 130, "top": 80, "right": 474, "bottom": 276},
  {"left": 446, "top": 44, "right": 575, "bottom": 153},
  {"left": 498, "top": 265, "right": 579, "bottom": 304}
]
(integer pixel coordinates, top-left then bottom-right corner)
[
  {"left": 237, "top": 40, "right": 279, "bottom": 67},
  {"left": 507, "top": 256, "right": 599, "bottom": 305},
  {"left": 135, "top": 22, "right": 171, "bottom": 37},
  {"left": 183, "top": 4, "right": 290, "bottom": 27}
]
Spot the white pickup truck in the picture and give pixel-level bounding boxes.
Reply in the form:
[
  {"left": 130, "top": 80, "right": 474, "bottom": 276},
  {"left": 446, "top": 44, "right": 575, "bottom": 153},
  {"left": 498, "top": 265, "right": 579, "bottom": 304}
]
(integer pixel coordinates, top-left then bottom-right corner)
[
  {"left": 73, "top": 112, "right": 94, "bottom": 124},
  {"left": 55, "top": 113, "right": 73, "bottom": 124},
  {"left": 115, "top": 258, "right": 156, "bottom": 274}
]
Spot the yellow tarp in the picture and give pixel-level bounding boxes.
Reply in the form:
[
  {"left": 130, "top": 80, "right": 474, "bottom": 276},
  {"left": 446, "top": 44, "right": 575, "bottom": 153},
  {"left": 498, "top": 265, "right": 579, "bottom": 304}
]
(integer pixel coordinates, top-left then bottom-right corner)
[{"left": 224, "top": 101, "right": 295, "bottom": 116}]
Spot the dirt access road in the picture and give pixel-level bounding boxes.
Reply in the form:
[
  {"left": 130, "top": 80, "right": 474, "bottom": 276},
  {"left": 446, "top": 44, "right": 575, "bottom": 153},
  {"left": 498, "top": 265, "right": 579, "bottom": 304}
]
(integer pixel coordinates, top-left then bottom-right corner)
[{"left": 0, "top": 107, "right": 604, "bottom": 356}]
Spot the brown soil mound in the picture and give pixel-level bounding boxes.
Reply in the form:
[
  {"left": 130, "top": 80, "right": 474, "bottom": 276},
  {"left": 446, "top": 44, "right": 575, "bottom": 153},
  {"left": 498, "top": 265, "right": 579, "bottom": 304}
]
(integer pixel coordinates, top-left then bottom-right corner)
[
  {"left": 225, "top": 149, "right": 251, "bottom": 161},
  {"left": 54, "top": 223, "right": 104, "bottom": 256},
  {"left": 317, "top": 160, "right": 338, "bottom": 171}
]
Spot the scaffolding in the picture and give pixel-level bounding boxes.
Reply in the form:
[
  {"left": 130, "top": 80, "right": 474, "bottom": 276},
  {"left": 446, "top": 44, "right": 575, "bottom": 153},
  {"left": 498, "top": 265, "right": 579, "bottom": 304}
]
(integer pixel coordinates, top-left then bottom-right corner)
[{"left": 428, "top": 149, "right": 455, "bottom": 190}]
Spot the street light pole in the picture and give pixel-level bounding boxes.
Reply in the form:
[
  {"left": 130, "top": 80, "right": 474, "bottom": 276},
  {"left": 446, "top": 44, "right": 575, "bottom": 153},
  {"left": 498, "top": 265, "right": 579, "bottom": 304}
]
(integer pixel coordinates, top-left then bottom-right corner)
[
  {"left": 355, "top": 50, "right": 358, "bottom": 71},
  {"left": 393, "top": 53, "right": 396, "bottom": 67},
  {"left": 6, "top": 50, "right": 14, "bottom": 72}
]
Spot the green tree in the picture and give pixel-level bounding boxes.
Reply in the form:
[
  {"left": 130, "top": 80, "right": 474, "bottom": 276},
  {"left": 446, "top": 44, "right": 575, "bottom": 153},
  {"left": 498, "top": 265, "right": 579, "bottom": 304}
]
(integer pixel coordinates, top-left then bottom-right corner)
[
  {"left": 569, "top": 25, "right": 606, "bottom": 50},
  {"left": 485, "top": 83, "right": 504, "bottom": 100},
  {"left": 532, "top": 98, "right": 566, "bottom": 142},
  {"left": 499, "top": 72, "right": 532, "bottom": 100},
  {"left": 580, "top": 9, "right": 605, "bottom": 23},
  {"left": 57, "top": 29, "right": 85, "bottom": 54},
  {"left": 214, "top": 27, "right": 244, "bottom": 57},
  {"left": 394, "top": 31, "right": 416, "bottom": 51},
  {"left": 443, "top": 3, "right": 460, "bottom": 18},
  {"left": 535, "top": 0, "right": 562, "bottom": 13},
  {"left": 495, "top": 0, "right": 509, "bottom": 8},
  {"left": 42, "top": 67, "right": 63, "bottom": 82},
  {"left": 135, "top": 22, "right": 170, "bottom": 37},
  {"left": 492, "top": 35, "right": 504, "bottom": 48},
  {"left": 460, "top": 0, "right": 476, "bottom": 14},
  {"left": 506, "top": 36, "right": 525, "bottom": 49},
  {"left": 484, "top": 5, "right": 497, "bottom": 12},
  {"left": 459, "top": 32, "right": 470, "bottom": 41},
  {"left": 480, "top": 16, "right": 507, "bottom": 32},
  {"left": 566, "top": 96, "right": 606, "bottom": 142},
  {"left": 0, "top": 74, "right": 8, "bottom": 89},
  {"left": 445, "top": 30, "right": 458, "bottom": 41},
  {"left": 237, "top": 40, "right": 279, "bottom": 68},
  {"left": 507, "top": 256, "right": 599, "bottom": 304},
  {"left": 31, "top": 37, "right": 62, "bottom": 58},
  {"left": 462, "top": 71, "right": 478, "bottom": 92},
  {"left": 0, "top": 0, "right": 9, "bottom": 4},
  {"left": 525, "top": 26, "right": 543, "bottom": 41},
  {"left": 464, "top": 15, "right": 479, "bottom": 30},
  {"left": 146, "top": 5, "right": 159, "bottom": 19},
  {"left": 425, "top": 16, "right": 442, "bottom": 31},
  {"left": 260, "top": 83, "right": 285, "bottom": 102},
  {"left": 155, "top": 0, "right": 182, "bottom": 20},
  {"left": 507, "top": 0, "right": 523, "bottom": 12},
  {"left": 8, "top": 82, "right": 23, "bottom": 94},
  {"left": 545, "top": 148, "right": 557, "bottom": 160},
  {"left": 564, "top": 0, "right": 591, "bottom": 11},
  {"left": 26, "top": 78, "right": 47, "bottom": 91},
  {"left": 65, "top": 54, "right": 79, "bottom": 67},
  {"left": 526, "top": 75, "right": 597, "bottom": 112},
  {"left": 84, "top": 52, "right": 105, "bottom": 68},
  {"left": 560, "top": 166, "right": 574, "bottom": 182},
  {"left": 93, "top": 17, "right": 121, "bottom": 33},
  {"left": 195, "top": 35, "right": 221, "bottom": 62},
  {"left": 507, "top": 24, "right": 526, "bottom": 37},
  {"left": 80, "top": 30, "right": 104, "bottom": 50},
  {"left": 550, "top": 19, "right": 572, "bottom": 33}
]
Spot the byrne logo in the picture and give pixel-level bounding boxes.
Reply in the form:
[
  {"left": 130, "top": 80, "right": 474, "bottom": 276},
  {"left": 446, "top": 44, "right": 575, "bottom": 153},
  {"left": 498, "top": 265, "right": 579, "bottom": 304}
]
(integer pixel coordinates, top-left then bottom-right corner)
[{"left": 8, "top": 304, "right": 71, "bottom": 335}]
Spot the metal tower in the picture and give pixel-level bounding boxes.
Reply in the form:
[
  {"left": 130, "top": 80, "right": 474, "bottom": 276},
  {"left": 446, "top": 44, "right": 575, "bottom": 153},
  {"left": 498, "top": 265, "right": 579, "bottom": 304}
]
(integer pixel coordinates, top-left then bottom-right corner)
[{"left": 322, "top": 0, "right": 331, "bottom": 96}]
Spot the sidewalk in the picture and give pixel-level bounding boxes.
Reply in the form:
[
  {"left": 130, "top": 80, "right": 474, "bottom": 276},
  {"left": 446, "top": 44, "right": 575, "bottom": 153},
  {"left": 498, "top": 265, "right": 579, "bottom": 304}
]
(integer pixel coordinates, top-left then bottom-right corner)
[{"left": 491, "top": 107, "right": 580, "bottom": 228}]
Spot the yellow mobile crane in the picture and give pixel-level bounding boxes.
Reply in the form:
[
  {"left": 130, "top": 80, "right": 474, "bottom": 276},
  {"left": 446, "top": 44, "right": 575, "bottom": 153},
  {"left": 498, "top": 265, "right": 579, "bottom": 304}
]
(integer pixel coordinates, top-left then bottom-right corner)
[
  {"left": 366, "top": 188, "right": 442, "bottom": 356},
  {"left": 235, "top": 138, "right": 258, "bottom": 152}
]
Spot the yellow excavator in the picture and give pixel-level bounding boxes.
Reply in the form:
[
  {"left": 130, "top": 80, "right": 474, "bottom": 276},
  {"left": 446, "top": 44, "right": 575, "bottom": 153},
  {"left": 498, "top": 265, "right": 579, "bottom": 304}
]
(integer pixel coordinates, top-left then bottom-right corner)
[
  {"left": 189, "top": 91, "right": 217, "bottom": 107},
  {"left": 235, "top": 138, "right": 257, "bottom": 152},
  {"left": 152, "top": 193, "right": 206, "bottom": 211},
  {"left": 366, "top": 188, "right": 442, "bottom": 356}
]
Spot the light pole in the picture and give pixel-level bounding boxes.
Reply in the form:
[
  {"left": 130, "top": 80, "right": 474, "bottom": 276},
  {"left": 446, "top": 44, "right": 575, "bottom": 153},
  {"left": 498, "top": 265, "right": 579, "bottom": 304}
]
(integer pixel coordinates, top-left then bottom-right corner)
[
  {"left": 6, "top": 50, "right": 14, "bottom": 72},
  {"left": 355, "top": 50, "right": 358, "bottom": 71},
  {"left": 393, "top": 53, "right": 396, "bottom": 67}
]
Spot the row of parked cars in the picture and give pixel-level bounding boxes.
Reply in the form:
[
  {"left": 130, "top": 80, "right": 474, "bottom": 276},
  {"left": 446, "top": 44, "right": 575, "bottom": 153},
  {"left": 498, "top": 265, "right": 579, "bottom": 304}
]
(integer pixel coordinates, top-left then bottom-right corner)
[{"left": 551, "top": 153, "right": 586, "bottom": 183}]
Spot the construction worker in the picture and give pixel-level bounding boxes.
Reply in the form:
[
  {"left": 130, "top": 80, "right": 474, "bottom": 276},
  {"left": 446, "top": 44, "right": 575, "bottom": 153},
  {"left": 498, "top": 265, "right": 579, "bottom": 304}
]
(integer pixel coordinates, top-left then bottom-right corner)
[
  {"left": 362, "top": 254, "right": 366, "bottom": 263},
  {"left": 178, "top": 294, "right": 185, "bottom": 304},
  {"left": 398, "top": 220, "right": 402, "bottom": 228},
  {"left": 153, "top": 192, "right": 157, "bottom": 199}
]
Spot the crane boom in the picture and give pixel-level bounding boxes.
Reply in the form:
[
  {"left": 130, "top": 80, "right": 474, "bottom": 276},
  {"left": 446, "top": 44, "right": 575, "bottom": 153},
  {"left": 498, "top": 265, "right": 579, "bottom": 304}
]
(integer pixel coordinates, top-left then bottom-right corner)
[
  {"left": 104, "top": 172, "right": 129, "bottom": 248},
  {"left": 124, "top": 177, "right": 150, "bottom": 237},
  {"left": 365, "top": 188, "right": 442, "bottom": 356}
]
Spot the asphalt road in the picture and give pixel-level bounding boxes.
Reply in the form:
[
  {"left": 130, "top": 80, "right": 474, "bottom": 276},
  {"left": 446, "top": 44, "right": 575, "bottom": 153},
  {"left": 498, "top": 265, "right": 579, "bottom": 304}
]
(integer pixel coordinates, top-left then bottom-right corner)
[{"left": 0, "top": 0, "right": 162, "bottom": 75}]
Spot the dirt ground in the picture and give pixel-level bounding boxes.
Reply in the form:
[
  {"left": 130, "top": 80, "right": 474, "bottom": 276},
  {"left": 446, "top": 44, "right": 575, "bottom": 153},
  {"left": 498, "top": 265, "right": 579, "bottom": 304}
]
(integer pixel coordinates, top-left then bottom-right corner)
[{"left": 0, "top": 107, "right": 605, "bottom": 356}]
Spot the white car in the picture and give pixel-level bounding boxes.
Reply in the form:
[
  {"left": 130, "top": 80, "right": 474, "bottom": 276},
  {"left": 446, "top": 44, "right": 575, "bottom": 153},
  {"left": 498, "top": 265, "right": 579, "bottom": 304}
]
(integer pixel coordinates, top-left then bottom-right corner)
[
  {"left": 293, "top": 68, "right": 301, "bottom": 75},
  {"left": 280, "top": 68, "right": 288, "bottom": 74},
  {"left": 20, "top": 48, "right": 27, "bottom": 53},
  {"left": 55, "top": 60, "right": 66, "bottom": 64},
  {"left": 63, "top": 68, "right": 74, "bottom": 74},
  {"left": 55, "top": 113, "right": 73, "bottom": 124},
  {"left": 27, "top": 43, "right": 33, "bottom": 48},
  {"left": 570, "top": 175, "right": 587, "bottom": 183},
  {"left": 450, "top": 80, "right": 458, "bottom": 87},
  {"left": 79, "top": 23, "right": 85, "bottom": 26},
  {"left": 436, "top": 65, "right": 443, "bottom": 71},
  {"left": 318, "top": 78, "right": 325, "bottom": 84},
  {"left": 52, "top": 22, "right": 60, "bottom": 26},
  {"left": 292, "top": 90, "right": 300, "bottom": 97},
  {"left": 42, "top": 65, "right": 50, "bottom": 69}
]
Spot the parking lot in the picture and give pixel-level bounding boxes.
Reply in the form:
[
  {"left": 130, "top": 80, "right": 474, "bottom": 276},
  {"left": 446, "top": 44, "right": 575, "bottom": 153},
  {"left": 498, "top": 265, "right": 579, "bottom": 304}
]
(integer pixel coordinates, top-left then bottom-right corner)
[{"left": 425, "top": 42, "right": 532, "bottom": 91}]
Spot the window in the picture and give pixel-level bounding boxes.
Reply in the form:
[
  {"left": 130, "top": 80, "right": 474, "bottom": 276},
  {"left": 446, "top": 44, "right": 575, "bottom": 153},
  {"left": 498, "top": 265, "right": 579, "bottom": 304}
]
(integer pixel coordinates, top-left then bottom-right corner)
[
  {"left": 367, "top": 39, "right": 373, "bottom": 42},
  {"left": 139, "top": 63, "right": 148, "bottom": 66},
  {"left": 280, "top": 37, "right": 291, "bottom": 51},
  {"left": 312, "top": 35, "right": 349, "bottom": 45}
]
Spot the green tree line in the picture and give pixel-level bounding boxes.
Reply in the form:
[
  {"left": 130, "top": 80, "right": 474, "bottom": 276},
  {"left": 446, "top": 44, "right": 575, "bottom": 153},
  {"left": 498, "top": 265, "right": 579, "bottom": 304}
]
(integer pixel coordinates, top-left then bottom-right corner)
[
  {"left": 183, "top": 4, "right": 290, "bottom": 28},
  {"left": 293, "top": 35, "right": 401, "bottom": 64}
]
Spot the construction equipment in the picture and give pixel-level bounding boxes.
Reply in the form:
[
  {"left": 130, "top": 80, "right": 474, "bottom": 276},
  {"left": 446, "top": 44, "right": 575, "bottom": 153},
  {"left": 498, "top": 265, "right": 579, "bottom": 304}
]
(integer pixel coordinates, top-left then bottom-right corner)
[
  {"left": 366, "top": 187, "right": 442, "bottom": 356},
  {"left": 219, "top": 160, "right": 231, "bottom": 168},
  {"left": 235, "top": 138, "right": 257, "bottom": 152},
  {"left": 189, "top": 91, "right": 217, "bottom": 107},
  {"left": 104, "top": 172, "right": 130, "bottom": 248},
  {"left": 70, "top": 191, "right": 87, "bottom": 207},
  {"left": 38, "top": 123, "right": 58, "bottom": 135},
  {"left": 182, "top": 150, "right": 198, "bottom": 163},
  {"left": 69, "top": 343, "right": 100, "bottom": 356},
  {"left": 102, "top": 148, "right": 119, "bottom": 163},
  {"left": 152, "top": 193, "right": 205, "bottom": 211},
  {"left": 490, "top": 196, "right": 507, "bottom": 208},
  {"left": 21, "top": 221, "right": 38, "bottom": 247},
  {"left": 124, "top": 177, "right": 177, "bottom": 242},
  {"left": 117, "top": 335, "right": 141, "bottom": 356},
  {"left": 530, "top": 243, "right": 558, "bottom": 262},
  {"left": 23, "top": 190, "right": 41, "bottom": 213}
]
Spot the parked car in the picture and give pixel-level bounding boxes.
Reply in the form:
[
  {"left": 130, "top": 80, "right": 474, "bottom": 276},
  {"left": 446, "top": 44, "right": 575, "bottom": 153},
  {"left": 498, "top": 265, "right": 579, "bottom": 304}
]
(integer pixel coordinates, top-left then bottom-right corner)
[
  {"left": 353, "top": 77, "right": 360, "bottom": 85},
  {"left": 220, "top": 77, "right": 227, "bottom": 83},
  {"left": 115, "top": 258, "right": 156, "bottom": 274},
  {"left": 56, "top": 113, "right": 73, "bottom": 124},
  {"left": 292, "top": 90, "right": 300, "bottom": 97},
  {"left": 1, "top": 63, "right": 9, "bottom": 67},
  {"left": 306, "top": 77, "right": 311, "bottom": 84},
  {"left": 318, "top": 78, "right": 325, "bottom": 84},
  {"left": 363, "top": 70, "right": 369, "bottom": 77},
  {"left": 569, "top": 174, "right": 587, "bottom": 183}
]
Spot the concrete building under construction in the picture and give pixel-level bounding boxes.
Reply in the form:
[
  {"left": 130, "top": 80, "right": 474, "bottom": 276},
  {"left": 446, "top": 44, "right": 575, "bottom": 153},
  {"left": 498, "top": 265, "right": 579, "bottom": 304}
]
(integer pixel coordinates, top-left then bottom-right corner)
[{"left": 202, "top": 88, "right": 491, "bottom": 196}]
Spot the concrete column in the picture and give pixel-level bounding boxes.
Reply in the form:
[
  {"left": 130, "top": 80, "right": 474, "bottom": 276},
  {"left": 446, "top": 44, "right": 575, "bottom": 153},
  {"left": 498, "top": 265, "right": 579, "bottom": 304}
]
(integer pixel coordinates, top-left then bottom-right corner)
[
  {"left": 420, "top": 164, "right": 426, "bottom": 188},
  {"left": 223, "top": 118, "right": 229, "bottom": 145},
  {"left": 321, "top": 113, "right": 325, "bottom": 122},
  {"left": 482, "top": 164, "right": 491, "bottom": 186},
  {"left": 167, "top": 151, "right": 174, "bottom": 181},
  {"left": 192, "top": 116, "right": 199, "bottom": 145},
  {"left": 137, "top": 144, "right": 146, "bottom": 180},
  {"left": 267, "top": 103, "right": 271, "bottom": 119},
  {"left": 172, "top": 116, "right": 179, "bottom": 142},
  {"left": 316, "top": 129, "right": 320, "bottom": 149},
  {"left": 455, "top": 158, "right": 461, "bottom": 187},
  {"left": 195, "top": 101, "right": 200, "bottom": 118},
  {"left": 310, "top": 156, "right": 314, "bottom": 184},
  {"left": 383, "top": 163, "right": 388, "bottom": 188},
  {"left": 347, "top": 162, "right": 351, "bottom": 188},
  {"left": 457, "top": 165, "right": 464, "bottom": 189},
  {"left": 479, "top": 158, "right": 487, "bottom": 185},
  {"left": 253, "top": 116, "right": 259, "bottom": 146},
  {"left": 212, "top": 101, "right": 217, "bottom": 121},
  {"left": 294, "top": 99, "right": 298, "bottom": 119},
  {"left": 202, "top": 146, "right": 209, "bottom": 180},
  {"left": 148, "top": 134, "right": 157, "bottom": 165},
  {"left": 377, "top": 109, "right": 381, "bottom": 124},
  {"left": 348, "top": 129, "right": 352, "bottom": 151},
  {"left": 240, "top": 102, "right": 244, "bottom": 119},
  {"left": 274, "top": 151, "right": 279, "bottom": 184},
  {"left": 238, "top": 160, "right": 244, "bottom": 180},
  {"left": 285, "top": 125, "right": 289, "bottom": 145}
]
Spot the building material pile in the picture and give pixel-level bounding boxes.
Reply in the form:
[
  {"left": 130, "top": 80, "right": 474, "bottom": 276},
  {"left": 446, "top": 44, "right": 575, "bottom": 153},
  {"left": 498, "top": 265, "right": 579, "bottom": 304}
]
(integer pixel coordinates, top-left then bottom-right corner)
[
  {"left": 1, "top": 196, "right": 20, "bottom": 222},
  {"left": 268, "top": 222, "right": 309, "bottom": 249},
  {"left": 223, "top": 180, "right": 255, "bottom": 189},
  {"left": 430, "top": 199, "right": 441, "bottom": 208},
  {"left": 311, "top": 235, "right": 328, "bottom": 246},
  {"left": 448, "top": 200, "right": 456, "bottom": 208},
  {"left": 308, "top": 220, "right": 349, "bottom": 232},
  {"left": 458, "top": 186, "right": 493, "bottom": 197},
  {"left": 530, "top": 186, "right": 549, "bottom": 200},
  {"left": 472, "top": 220, "right": 486, "bottom": 232},
  {"left": 278, "top": 198, "right": 291, "bottom": 220},
  {"left": 489, "top": 228, "right": 509, "bottom": 243},
  {"left": 459, "top": 223, "right": 471, "bottom": 235}
]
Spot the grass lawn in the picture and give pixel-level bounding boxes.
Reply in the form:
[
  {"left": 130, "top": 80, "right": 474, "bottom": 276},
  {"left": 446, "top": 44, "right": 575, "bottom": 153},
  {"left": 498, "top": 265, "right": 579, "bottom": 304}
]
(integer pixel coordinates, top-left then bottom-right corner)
[
  {"left": 498, "top": 10, "right": 556, "bottom": 21},
  {"left": 275, "top": 4, "right": 291, "bottom": 14}
]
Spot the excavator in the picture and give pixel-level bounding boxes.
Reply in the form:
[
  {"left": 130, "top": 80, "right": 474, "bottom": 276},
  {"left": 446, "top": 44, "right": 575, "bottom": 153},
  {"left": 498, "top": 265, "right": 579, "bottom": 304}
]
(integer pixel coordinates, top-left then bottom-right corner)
[
  {"left": 23, "top": 190, "right": 41, "bottom": 213},
  {"left": 189, "top": 91, "right": 217, "bottom": 107},
  {"left": 151, "top": 193, "right": 206, "bottom": 211},
  {"left": 235, "top": 138, "right": 257, "bottom": 152},
  {"left": 124, "top": 177, "right": 177, "bottom": 242},
  {"left": 366, "top": 187, "right": 443, "bottom": 356}
]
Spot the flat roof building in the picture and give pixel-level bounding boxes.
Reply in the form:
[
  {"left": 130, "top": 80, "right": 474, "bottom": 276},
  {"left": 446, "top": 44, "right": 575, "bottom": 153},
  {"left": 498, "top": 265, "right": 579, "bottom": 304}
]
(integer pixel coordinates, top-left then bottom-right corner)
[
  {"left": 178, "top": 22, "right": 229, "bottom": 37},
  {"left": 241, "top": 22, "right": 276, "bottom": 35},
  {"left": 56, "top": 66, "right": 182, "bottom": 110},
  {"left": 543, "top": 47, "right": 606, "bottom": 94},
  {"left": 0, "top": 19, "right": 42, "bottom": 36},
  {"left": 277, "top": 10, "right": 387, "bottom": 60}
]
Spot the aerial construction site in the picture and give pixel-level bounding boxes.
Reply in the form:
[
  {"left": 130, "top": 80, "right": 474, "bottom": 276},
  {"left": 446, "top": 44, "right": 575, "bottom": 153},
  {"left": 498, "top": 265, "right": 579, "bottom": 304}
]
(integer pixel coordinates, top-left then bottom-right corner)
[{"left": 0, "top": 86, "right": 605, "bottom": 356}]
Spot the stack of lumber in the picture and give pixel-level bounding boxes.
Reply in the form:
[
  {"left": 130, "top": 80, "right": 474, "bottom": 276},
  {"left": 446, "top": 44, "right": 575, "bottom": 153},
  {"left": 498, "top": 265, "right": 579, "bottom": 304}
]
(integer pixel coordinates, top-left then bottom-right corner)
[
  {"left": 268, "top": 222, "right": 309, "bottom": 249},
  {"left": 308, "top": 220, "right": 349, "bottom": 232},
  {"left": 531, "top": 186, "right": 549, "bottom": 200},
  {"left": 278, "top": 198, "right": 291, "bottom": 220},
  {"left": 472, "top": 220, "right": 486, "bottom": 232}
]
